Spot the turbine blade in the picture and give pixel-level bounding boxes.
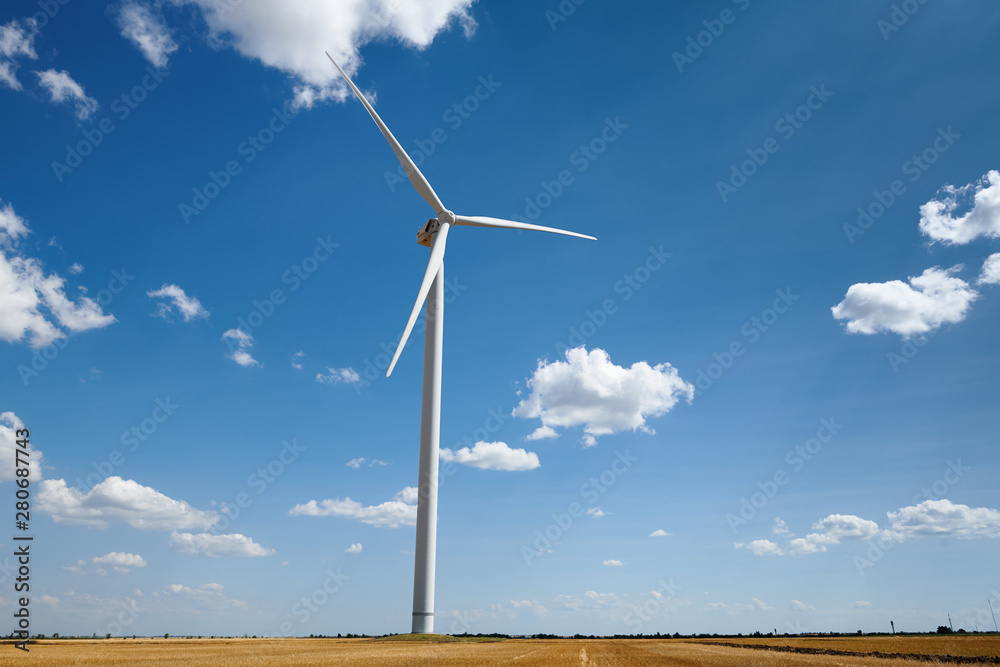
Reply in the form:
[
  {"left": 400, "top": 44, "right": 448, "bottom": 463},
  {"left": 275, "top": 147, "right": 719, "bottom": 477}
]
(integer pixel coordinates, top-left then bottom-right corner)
[
  {"left": 387, "top": 223, "right": 450, "bottom": 377},
  {"left": 325, "top": 52, "right": 445, "bottom": 215},
  {"left": 453, "top": 215, "right": 596, "bottom": 241}
]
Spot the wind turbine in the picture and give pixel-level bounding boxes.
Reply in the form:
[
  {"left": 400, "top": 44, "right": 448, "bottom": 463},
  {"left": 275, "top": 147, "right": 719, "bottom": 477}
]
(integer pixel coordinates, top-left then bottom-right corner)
[{"left": 325, "top": 53, "right": 595, "bottom": 634}]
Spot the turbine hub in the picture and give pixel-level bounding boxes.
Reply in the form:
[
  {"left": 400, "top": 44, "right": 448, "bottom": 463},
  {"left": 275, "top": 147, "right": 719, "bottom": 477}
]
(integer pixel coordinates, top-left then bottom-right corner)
[{"left": 438, "top": 209, "right": 456, "bottom": 225}]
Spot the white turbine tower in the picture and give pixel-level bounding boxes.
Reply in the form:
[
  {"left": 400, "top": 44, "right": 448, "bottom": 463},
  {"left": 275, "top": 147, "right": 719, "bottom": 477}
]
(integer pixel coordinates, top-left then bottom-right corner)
[{"left": 326, "top": 53, "right": 595, "bottom": 635}]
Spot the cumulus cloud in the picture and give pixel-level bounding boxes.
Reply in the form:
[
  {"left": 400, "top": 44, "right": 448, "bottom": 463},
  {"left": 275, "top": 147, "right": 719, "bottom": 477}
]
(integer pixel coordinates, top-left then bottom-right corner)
[
  {"left": 885, "top": 499, "right": 1000, "bottom": 541},
  {"left": 346, "top": 457, "right": 389, "bottom": 469},
  {"left": 168, "top": 0, "right": 476, "bottom": 109},
  {"left": 0, "top": 18, "right": 38, "bottom": 90},
  {"left": 742, "top": 539, "right": 784, "bottom": 556},
  {"left": 165, "top": 582, "right": 247, "bottom": 609},
  {"left": 831, "top": 266, "right": 977, "bottom": 337},
  {"left": 978, "top": 253, "right": 1000, "bottom": 286},
  {"left": 586, "top": 507, "right": 608, "bottom": 518},
  {"left": 316, "top": 367, "right": 360, "bottom": 384},
  {"left": 602, "top": 559, "right": 623, "bottom": 567},
  {"left": 147, "top": 284, "right": 209, "bottom": 322},
  {"left": 791, "top": 599, "right": 815, "bottom": 611},
  {"left": 169, "top": 531, "right": 274, "bottom": 557},
  {"left": 740, "top": 500, "right": 1000, "bottom": 558},
  {"left": 37, "top": 476, "right": 218, "bottom": 530},
  {"left": 345, "top": 543, "right": 362, "bottom": 554},
  {"left": 650, "top": 528, "right": 671, "bottom": 537},
  {"left": 289, "top": 486, "right": 417, "bottom": 528},
  {"left": 66, "top": 551, "right": 148, "bottom": 575},
  {"left": 0, "top": 411, "right": 43, "bottom": 482},
  {"left": 68, "top": 262, "right": 83, "bottom": 274},
  {"left": 0, "top": 201, "right": 29, "bottom": 242},
  {"left": 919, "top": 170, "right": 1000, "bottom": 245},
  {"left": 291, "top": 350, "right": 304, "bottom": 369},
  {"left": 115, "top": 1, "right": 177, "bottom": 68},
  {"left": 222, "top": 328, "right": 259, "bottom": 367},
  {"left": 512, "top": 347, "right": 694, "bottom": 447},
  {"left": 772, "top": 517, "right": 790, "bottom": 535},
  {"left": 35, "top": 69, "right": 98, "bottom": 120},
  {"left": 787, "top": 514, "right": 880, "bottom": 555},
  {"left": 0, "top": 201, "right": 116, "bottom": 348},
  {"left": 93, "top": 551, "right": 148, "bottom": 568},
  {"left": 439, "top": 441, "right": 540, "bottom": 471}
]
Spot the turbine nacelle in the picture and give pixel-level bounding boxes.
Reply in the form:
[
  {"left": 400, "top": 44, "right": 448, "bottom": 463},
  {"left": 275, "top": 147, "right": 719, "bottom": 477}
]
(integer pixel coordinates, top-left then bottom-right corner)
[{"left": 417, "top": 211, "right": 454, "bottom": 247}]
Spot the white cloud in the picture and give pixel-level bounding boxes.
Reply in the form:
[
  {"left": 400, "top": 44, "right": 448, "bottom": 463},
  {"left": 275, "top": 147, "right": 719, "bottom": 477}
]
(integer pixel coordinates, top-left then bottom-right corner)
[
  {"left": 791, "top": 599, "right": 815, "bottom": 611},
  {"left": 115, "top": 1, "right": 177, "bottom": 68},
  {"left": 93, "top": 552, "right": 147, "bottom": 568},
  {"left": 37, "top": 476, "right": 219, "bottom": 530},
  {"left": 0, "top": 201, "right": 29, "bottom": 241},
  {"left": 787, "top": 514, "right": 880, "bottom": 555},
  {"left": 169, "top": 0, "right": 476, "bottom": 109},
  {"left": 292, "top": 350, "right": 304, "bottom": 369},
  {"left": 743, "top": 539, "right": 784, "bottom": 556},
  {"left": 0, "top": 19, "right": 38, "bottom": 90},
  {"left": 586, "top": 507, "right": 608, "bottom": 518},
  {"left": 147, "top": 284, "right": 209, "bottom": 322},
  {"left": 86, "top": 551, "right": 148, "bottom": 574},
  {"left": 346, "top": 457, "right": 365, "bottom": 469},
  {"left": 439, "top": 441, "right": 540, "bottom": 471},
  {"left": 885, "top": 499, "right": 1000, "bottom": 541},
  {"left": 35, "top": 69, "right": 98, "bottom": 120},
  {"left": 773, "top": 517, "right": 790, "bottom": 535},
  {"left": 751, "top": 597, "right": 773, "bottom": 611},
  {"left": 165, "top": 582, "right": 247, "bottom": 609},
  {"left": 66, "top": 551, "right": 148, "bottom": 576},
  {"left": 169, "top": 531, "right": 274, "bottom": 557},
  {"left": 831, "top": 266, "right": 978, "bottom": 337},
  {"left": 68, "top": 262, "right": 83, "bottom": 274},
  {"left": 316, "top": 367, "right": 360, "bottom": 384},
  {"left": 289, "top": 486, "right": 417, "bottom": 528},
  {"left": 743, "top": 501, "right": 999, "bottom": 559},
  {"left": 855, "top": 600, "right": 873, "bottom": 608},
  {"left": 222, "top": 328, "right": 259, "bottom": 367},
  {"left": 0, "top": 411, "right": 43, "bottom": 482},
  {"left": 919, "top": 170, "right": 1000, "bottom": 245},
  {"left": 0, "top": 202, "right": 116, "bottom": 348},
  {"left": 513, "top": 347, "right": 694, "bottom": 446},
  {"left": 602, "top": 559, "right": 623, "bottom": 567},
  {"left": 650, "top": 528, "right": 671, "bottom": 537},
  {"left": 345, "top": 543, "right": 362, "bottom": 554},
  {"left": 978, "top": 253, "right": 1000, "bottom": 286}
]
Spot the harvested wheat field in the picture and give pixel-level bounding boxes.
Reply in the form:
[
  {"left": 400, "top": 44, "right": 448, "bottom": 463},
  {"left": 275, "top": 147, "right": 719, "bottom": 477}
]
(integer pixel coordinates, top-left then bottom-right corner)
[{"left": 3, "top": 636, "right": 999, "bottom": 666}]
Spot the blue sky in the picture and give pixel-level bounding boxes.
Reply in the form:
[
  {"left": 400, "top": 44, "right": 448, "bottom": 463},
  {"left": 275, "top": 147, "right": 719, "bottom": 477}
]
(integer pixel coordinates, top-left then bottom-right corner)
[{"left": 1, "top": 0, "right": 999, "bottom": 638}]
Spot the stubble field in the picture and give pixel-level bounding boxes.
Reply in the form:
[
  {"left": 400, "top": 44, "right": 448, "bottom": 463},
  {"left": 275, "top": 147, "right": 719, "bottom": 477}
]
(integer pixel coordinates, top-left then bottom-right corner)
[{"left": 2, "top": 635, "right": 998, "bottom": 666}]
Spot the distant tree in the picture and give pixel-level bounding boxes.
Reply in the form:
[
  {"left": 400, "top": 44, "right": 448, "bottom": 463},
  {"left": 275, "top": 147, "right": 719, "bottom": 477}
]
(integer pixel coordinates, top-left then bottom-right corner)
[
  {"left": 52, "top": 633, "right": 59, "bottom": 639},
  {"left": 106, "top": 633, "right": 111, "bottom": 640},
  {"left": 937, "top": 626, "right": 952, "bottom": 634},
  {"left": 164, "top": 633, "right": 170, "bottom": 639}
]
